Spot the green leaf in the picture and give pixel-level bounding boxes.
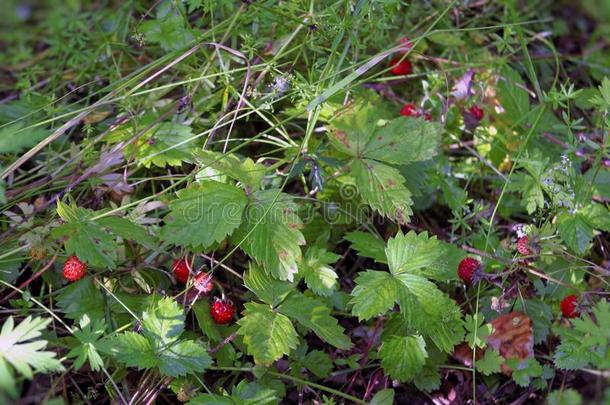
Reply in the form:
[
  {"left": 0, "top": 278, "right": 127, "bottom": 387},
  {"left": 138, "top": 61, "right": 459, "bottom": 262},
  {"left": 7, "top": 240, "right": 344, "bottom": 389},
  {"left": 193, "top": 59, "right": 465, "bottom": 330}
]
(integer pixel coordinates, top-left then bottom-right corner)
[
  {"left": 140, "top": 2, "right": 194, "bottom": 51},
  {"left": 237, "top": 302, "right": 298, "bottom": 366},
  {"left": 66, "top": 315, "right": 106, "bottom": 371},
  {"left": 464, "top": 314, "right": 492, "bottom": 349},
  {"left": 198, "top": 150, "right": 266, "bottom": 192},
  {"left": 506, "top": 357, "right": 543, "bottom": 387},
  {"left": 378, "top": 335, "right": 428, "bottom": 381},
  {"left": 557, "top": 210, "right": 594, "bottom": 254},
  {"left": 328, "top": 103, "right": 440, "bottom": 163},
  {"left": 0, "top": 316, "right": 64, "bottom": 397},
  {"left": 141, "top": 297, "right": 185, "bottom": 348},
  {"left": 278, "top": 293, "right": 351, "bottom": 350},
  {"left": 351, "top": 159, "right": 413, "bottom": 224},
  {"left": 189, "top": 380, "right": 278, "bottom": 405},
  {"left": 477, "top": 349, "right": 503, "bottom": 376},
  {"left": 244, "top": 263, "right": 293, "bottom": 306},
  {"left": 301, "top": 350, "right": 333, "bottom": 378},
  {"left": 299, "top": 247, "right": 340, "bottom": 297},
  {"left": 497, "top": 66, "right": 530, "bottom": 121},
  {"left": 360, "top": 118, "right": 440, "bottom": 164},
  {"left": 157, "top": 339, "right": 211, "bottom": 378},
  {"left": 233, "top": 190, "right": 305, "bottom": 281},
  {"left": 0, "top": 123, "right": 49, "bottom": 154},
  {"left": 350, "top": 270, "right": 401, "bottom": 321},
  {"left": 344, "top": 231, "right": 387, "bottom": 263},
  {"left": 56, "top": 278, "right": 105, "bottom": 321},
  {"left": 130, "top": 122, "right": 198, "bottom": 167},
  {"left": 96, "top": 216, "right": 155, "bottom": 249},
  {"left": 161, "top": 181, "right": 248, "bottom": 250},
  {"left": 193, "top": 301, "right": 222, "bottom": 343},
  {"left": 385, "top": 231, "right": 441, "bottom": 276},
  {"left": 105, "top": 297, "right": 212, "bottom": 377},
  {"left": 369, "top": 388, "right": 395, "bottom": 405},
  {"left": 547, "top": 389, "right": 583, "bottom": 405},
  {"left": 104, "top": 332, "right": 158, "bottom": 370}
]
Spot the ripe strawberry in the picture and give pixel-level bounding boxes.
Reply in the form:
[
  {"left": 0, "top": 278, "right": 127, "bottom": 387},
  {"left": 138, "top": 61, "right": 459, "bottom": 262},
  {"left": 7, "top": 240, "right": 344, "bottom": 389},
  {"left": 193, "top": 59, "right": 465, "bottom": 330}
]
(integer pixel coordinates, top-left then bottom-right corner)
[
  {"left": 422, "top": 112, "right": 433, "bottom": 121},
  {"left": 457, "top": 257, "right": 480, "bottom": 284},
  {"left": 516, "top": 236, "right": 531, "bottom": 256},
  {"left": 469, "top": 105, "right": 484, "bottom": 121},
  {"left": 560, "top": 295, "right": 579, "bottom": 318},
  {"left": 389, "top": 57, "right": 412, "bottom": 75},
  {"left": 400, "top": 103, "right": 417, "bottom": 117},
  {"left": 63, "top": 255, "right": 87, "bottom": 282},
  {"left": 210, "top": 298, "right": 235, "bottom": 324},
  {"left": 173, "top": 259, "right": 190, "bottom": 283},
  {"left": 193, "top": 272, "right": 214, "bottom": 294}
]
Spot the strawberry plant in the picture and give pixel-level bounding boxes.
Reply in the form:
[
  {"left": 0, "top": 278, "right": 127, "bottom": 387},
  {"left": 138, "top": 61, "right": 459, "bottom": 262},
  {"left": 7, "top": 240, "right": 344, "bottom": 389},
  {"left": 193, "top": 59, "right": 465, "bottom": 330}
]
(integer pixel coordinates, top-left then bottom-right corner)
[{"left": 1, "top": 0, "right": 609, "bottom": 403}]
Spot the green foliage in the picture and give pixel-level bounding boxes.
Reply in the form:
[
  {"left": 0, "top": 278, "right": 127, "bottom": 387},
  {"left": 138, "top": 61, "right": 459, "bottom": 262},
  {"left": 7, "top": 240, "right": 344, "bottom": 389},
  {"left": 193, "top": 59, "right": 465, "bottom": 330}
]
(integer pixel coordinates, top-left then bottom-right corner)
[
  {"left": 161, "top": 181, "right": 248, "bottom": 249},
  {"left": 103, "top": 297, "right": 211, "bottom": 377},
  {"left": 553, "top": 300, "right": 610, "bottom": 370},
  {"left": 0, "top": 317, "right": 64, "bottom": 397}
]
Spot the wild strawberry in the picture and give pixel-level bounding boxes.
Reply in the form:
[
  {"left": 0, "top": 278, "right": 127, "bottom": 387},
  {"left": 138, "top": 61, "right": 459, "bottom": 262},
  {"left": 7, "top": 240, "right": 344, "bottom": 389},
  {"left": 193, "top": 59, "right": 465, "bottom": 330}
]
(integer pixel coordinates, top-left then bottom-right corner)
[
  {"left": 400, "top": 103, "right": 417, "bottom": 117},
  {"left": 422, "top": 112, "right": 433, "bottom": 121},
  {"left": 63, "top": 255, "right": 87, "bottom": 282},
  {"left": 516, "top": 236, "right": 531, "bottom": 256},
  {"left": 173, "top": 259, "right": 190, "bottom": 283},
  {"left": 560, "top": 295, "right": 579, "bottom": 318},
  {"left": 469, "top": 105, "right": 484, "bottom": 121},
  {"left": 398, "top": 37, "right": 413, "bottom": 51},
  {"left": 193, "top": 272, "right": 214, "bottom": 294},
  {"left": 210, "top": 298, "right": 235, "bottom": 324},
  {"left": 389, "top": 57, "right": 412, "bottom": 75},
  {"left": 458, "top": 257, "right": 480, "bottom": 284}
]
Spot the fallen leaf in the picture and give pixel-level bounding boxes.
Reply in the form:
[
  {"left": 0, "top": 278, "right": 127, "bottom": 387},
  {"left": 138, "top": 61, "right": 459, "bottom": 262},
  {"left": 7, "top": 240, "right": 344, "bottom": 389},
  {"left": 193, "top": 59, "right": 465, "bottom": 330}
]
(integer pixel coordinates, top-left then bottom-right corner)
[{"left": 486, "top": 311, "right": 534, "bottom": 374}]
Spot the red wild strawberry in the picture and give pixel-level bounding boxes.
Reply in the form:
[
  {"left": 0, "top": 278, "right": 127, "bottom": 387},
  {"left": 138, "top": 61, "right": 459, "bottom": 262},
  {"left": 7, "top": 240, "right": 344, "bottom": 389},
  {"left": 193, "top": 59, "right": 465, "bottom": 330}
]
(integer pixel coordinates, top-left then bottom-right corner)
[
  {"left": 469, "top": 105, "right": 484, "bottom": 121},
  {"left": 63, "top": 255, "right": 87, "bottom": 282},
  {"left": 457, "top": 257, "right": 480, "bottom": 284},
  {"left": 560, "top": 295, "right": 579, "bottom": 318},
  {"left": 173, "top": 259, "right": 190, "bottom": 283},
  {"left": 516, "top": 236, "right": 531, "bottom": 256},
  {"left": 210, "top": 298, "right": 235, "bottom": 324},
  {"left": 193, "top": 272, "right": 214, "bottom": 294},
  {"left": 400, "top": 103, "right": 417, "bottom": 117},
  {"left": 422, "top": 112, "right": 433, "bottom": 121},
  {"left": 389, "top": 57, "right": 413, "bottom": 75}
]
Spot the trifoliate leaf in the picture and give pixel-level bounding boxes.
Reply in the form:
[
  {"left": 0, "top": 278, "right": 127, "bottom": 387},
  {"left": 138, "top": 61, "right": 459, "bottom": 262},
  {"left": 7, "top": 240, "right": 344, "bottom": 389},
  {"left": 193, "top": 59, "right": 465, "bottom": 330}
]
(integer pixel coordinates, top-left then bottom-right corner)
[
  {"left": 299, "top": 247, "right": 340, "bottom": 297},
  {"left": 278, "top": 293, "right": 351, "bottom": 350},
  {"left": 104, "top": 332, "right": 158, "bottom": 371},
  {"left": 104, "top": 297, "right": 211, "bottom": 377},
  {"left": 378, "top": 335, "right": 428, "bottom": 381},
  {"left": 233, "top": 190, "right": 305, "bottom": 281},
  {"left": 197, "top": 150, "right": 266, "bottom": 192},
  {"left": 385, "top": 231, "right": 441, "bottom": 276},
  {"left": 237, "top": 302, "right": 298, "bottom": 366},
  {"left": 477, "top": 349, "right": 503, "bottom": 376},
  {"left": 350, "top": 270, "right": 402, "bottom": 321},
  {"left": 142, "top": 297, "right": 185, "bottom": 348},
  {"left": 161, "top": 181, "right": 247, "bottom": 249},
  {"left": 351, "top": 159, "right": 413, "bottom": 224}
]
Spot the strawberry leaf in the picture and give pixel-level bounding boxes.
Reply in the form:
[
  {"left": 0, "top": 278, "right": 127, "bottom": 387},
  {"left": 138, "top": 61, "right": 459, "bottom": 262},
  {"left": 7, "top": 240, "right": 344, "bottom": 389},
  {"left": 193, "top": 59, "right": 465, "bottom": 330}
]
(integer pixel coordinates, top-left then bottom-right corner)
[
  {"left": 378, "top": 335, "right": 428, "bottom": 381},
  {"left": 299, "top": 247, "right": 340, "bottom": 297},
  {"left": 237, "top": 302, "right": 298, "bottom": 366}
]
